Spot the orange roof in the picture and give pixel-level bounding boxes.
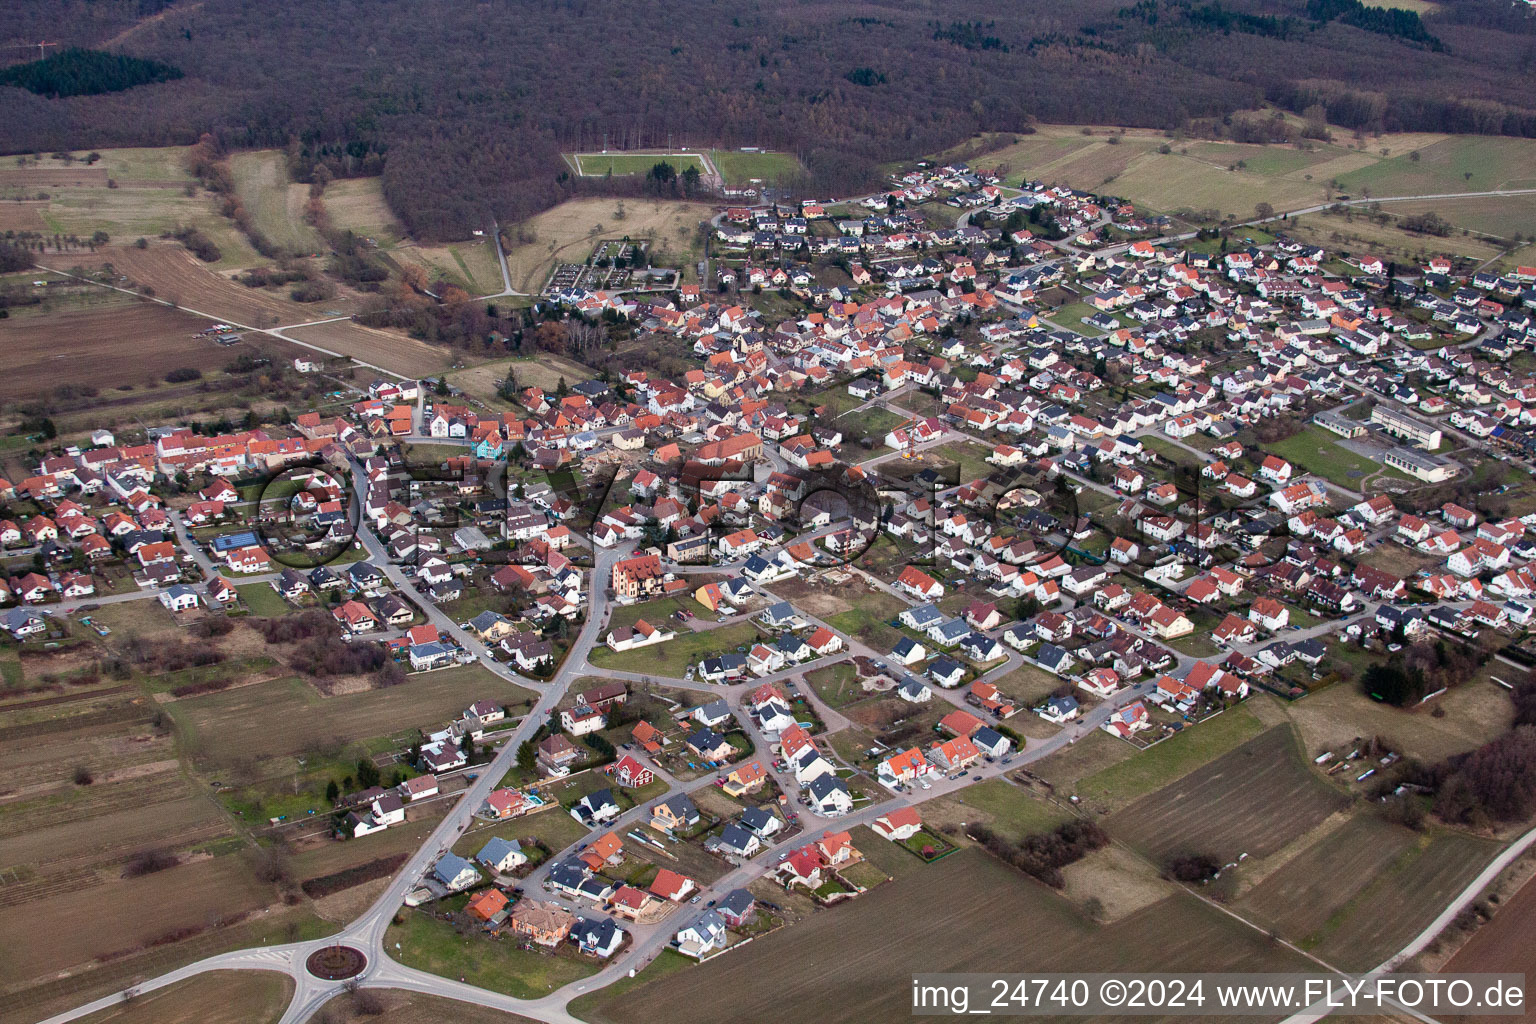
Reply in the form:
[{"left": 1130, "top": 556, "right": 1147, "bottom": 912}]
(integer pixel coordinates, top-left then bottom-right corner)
[
  {"left": 649, "top": 868, "right": 694, "bottom": 901},
  {"left": 466, "top": 889, "right": 508, "bottom": 921}
]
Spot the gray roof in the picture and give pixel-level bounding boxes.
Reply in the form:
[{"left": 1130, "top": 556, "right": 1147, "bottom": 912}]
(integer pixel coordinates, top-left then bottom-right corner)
[
  {"left": 476, "top": 836, "right": 522, "bottom": 866},
  {"left": 694, "top": 698, "right": 731, "bottom": 722},
  {"left": 739, "top": 806, "right": 776, "bottom": 833},
  {"left": 972, "top": 726, "right": 1008, "bottom": 750},
  {"left": 761, "top": 600, "right": 797, "bottom": 622},
  {"left": 933, "top": 618, "right": 970, "bottom": 642},
  {"left": 718, "top": 823, "right": 758, "bottom": 852},
  {"left": 807, "top": 774, "right": 849, "bottom": 800},
  {"left": 687, "top": 728, "right": 727, "bottom": 751},
  {"left": 903, "top": 603, "right": 944, "bottom": 627},
  {"left": 658, "top": 793, "right": 698, "bottom": 819},
  {"left": 432, "top": 852, "right": 477, "bottom": 885},
  {"left": 717, "top": 888, "right": 756, "bottom": 918}
]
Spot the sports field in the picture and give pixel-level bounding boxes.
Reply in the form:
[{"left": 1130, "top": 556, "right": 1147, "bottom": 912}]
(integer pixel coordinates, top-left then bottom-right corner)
[
  {"left": 572, "top": 152, "right": 706, "bottom": 177},
  {"left": 709, "top": 148, "right": 802, "bottom": 184}
]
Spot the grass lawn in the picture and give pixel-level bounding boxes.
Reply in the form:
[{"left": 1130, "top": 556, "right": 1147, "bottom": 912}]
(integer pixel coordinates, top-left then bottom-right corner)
[
  {"left": 608, "top": 594, "right": 708, "bottom": 631},
  {"left": 1073, "top": 703, "right": 1266, "bottom": 810},
  {"left": 1266, "top": 426, "right": 1410, "bottom": 490},
  {"left": 1141, "top": 436, "right": 1206, "bottom": 470},
  {"left": 927, "top": 778, "right": 1068, "bottom": 842},
  {"left": 387, "top": 910, "right": 599, "bottom": 998},
  {"left": 835, "top": 405, "right": 904, "bottom": 446},
  {"left": 1049, "top": 301, "right": 1116, "bottom": 334},
  {"left": 567, "top": 949, "right": 694, "bottom": 1021},
  {"left": 825, "top": 604, "right": 906, "bottom": 652},
  {"left": 805, "top": 660, "right": 862, "bottom": 708},
  {"left": 587, "top": 621, "right": 764, "bottom": 678},
  {"left": 906, "top": 441, "right": 994, "bottom": 485},
  {"left": 456, "top": 807, "right": 589, "bottom": 861},
  {"left": 708, "top": 149, "right": 803, "bottom": 185},
  {"left": 235, "top": 583, "right": 290, "bottom": 617}
]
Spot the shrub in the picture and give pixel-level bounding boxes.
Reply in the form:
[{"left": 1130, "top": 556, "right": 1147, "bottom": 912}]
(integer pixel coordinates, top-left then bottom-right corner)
[
  {"left": 1166, "top": 852, "right": 1222, "bottom": 883},
  {"left": 122, "top": 848, "right": 179, "bottom": 877}
]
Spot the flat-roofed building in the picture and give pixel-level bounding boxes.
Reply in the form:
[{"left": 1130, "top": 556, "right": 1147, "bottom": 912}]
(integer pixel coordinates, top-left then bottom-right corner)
[
  {"left": 1372, "top": 405, "right": 1442, "bottom": 450},
  {"left": 1384, "top": 446, "right": 1457, "bottom": 483}
]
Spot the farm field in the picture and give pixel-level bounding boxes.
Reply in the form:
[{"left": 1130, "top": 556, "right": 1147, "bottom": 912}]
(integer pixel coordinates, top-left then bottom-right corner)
[
  {"left": 0, "top": 297, "right": 251, "bottom": 400},
  {"left": 1070, "top": 703, "right": 1266, "bottom": 811},
  {"left": 1237, "top": 815, "right": 1417, "bottom": 948},
  {"left": 708, "top": 149, "right": 803, "bottom": 185},
  {"left": 1382, "top": 193, "right": 1536, "bottom": 243},
  {"left": 0, "top": 147, "right": 265, "bottom": 271},
  {"left": 280, "top": 319, "right": 455, "bottom": 378},
  {"left": 3, "top": 904, "right": 334, "bottom": 1024},
  {"left": 1311, "top": 831, "right": 1502, "bottom": 970},
  {"left": 1441, "top": 872, "right": 1536, "bottom": 1023},
  {"left": 1105, "top": 725, "right": 1347, "bottom": 864},
  {"left": 74, "top": 971, "right": 293, "bottom": 1024},
  {"left": 399, "top": 238, "right": 505, "bottom": 295},
  {"left": 572, "top": 152, "right": 706, "bottom": 178},
  {"left": 228, "top": 151, "right": 324, "bottom": 255},
  {"left": 164, "top": 667, "right": 535, "bottom": 770},
  {"left": 0, "top": 855, "right": 278, "bottom": 990},
  {"left": 315, "top": 991, "right": 544, "bottom": 1024},
  {"left": 578, "top": 847, "right": 1316, "bottom": 1024},
  {"left": 1336, "top": 135, "right": 1536, "bottom": 198},
  {"left": 39, "top": 242, "right": 362, "bottom": 327},
  {"left": 502, "top": 198, "right": 710, "bottom": 293},
  {"left": 1281, "top": 211, "right": 1504, "bottom": 265},
  {"left": 944, "top": 126, "right": 1536, "bottom": 223},
  {"left": 321, "top": 175, "right": 405, "bottom": 244}
]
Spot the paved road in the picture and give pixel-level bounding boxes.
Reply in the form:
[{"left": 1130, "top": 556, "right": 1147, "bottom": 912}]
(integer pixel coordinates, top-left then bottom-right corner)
[{"left": 34, "top": 178, "right": 1536, "bottom": 1024}]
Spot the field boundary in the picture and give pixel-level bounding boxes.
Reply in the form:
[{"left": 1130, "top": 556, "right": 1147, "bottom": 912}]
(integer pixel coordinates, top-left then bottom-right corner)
[{"left": 570, "top": 152, "right": 707, "bottom": 177}]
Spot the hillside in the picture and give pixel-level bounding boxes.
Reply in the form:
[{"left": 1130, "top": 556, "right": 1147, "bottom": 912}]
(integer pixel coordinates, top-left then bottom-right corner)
[{"left": 1, "top": 0, "right": 1535, "bottom": 238}]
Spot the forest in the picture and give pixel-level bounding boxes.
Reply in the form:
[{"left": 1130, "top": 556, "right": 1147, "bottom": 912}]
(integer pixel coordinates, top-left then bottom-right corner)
[
  {"left": 1, "top": 0, "right": 1534, "bottom": 239},
  {"left": 0, "top": 48, "right": 182, "bottom": 98}
]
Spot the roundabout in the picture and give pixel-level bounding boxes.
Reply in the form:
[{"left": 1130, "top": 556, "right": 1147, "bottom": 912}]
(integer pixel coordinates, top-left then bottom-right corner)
[{"left": 305, "top": 945, "right": 367, "bottom": 981}]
